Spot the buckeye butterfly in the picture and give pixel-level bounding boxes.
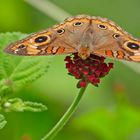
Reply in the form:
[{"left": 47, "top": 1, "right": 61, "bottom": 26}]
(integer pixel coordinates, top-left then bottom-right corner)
[{"left": 4, "top": 15, "right": 140, "bottom": 62}]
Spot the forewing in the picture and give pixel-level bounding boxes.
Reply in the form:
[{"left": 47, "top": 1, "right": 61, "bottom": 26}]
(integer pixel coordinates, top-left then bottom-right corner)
[
  {"left": 4, "top": 15, "right": 91, "bottom": 56},
  {"left": 91, "top": 17, "right": 140, "bottom": 62}
]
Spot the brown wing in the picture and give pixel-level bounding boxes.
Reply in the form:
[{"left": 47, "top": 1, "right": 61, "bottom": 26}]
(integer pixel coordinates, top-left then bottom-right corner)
[
  {"left": 90, "top": 17, "right": 140, "bottom": 62},
  {"left": 4, "top": 15, "right": 91, "bottom": 56}
]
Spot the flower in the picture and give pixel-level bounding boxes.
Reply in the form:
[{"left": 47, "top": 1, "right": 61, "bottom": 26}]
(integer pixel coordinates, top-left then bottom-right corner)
[{"left": 64, "top": 53, "right": 113, "bottom": 88}]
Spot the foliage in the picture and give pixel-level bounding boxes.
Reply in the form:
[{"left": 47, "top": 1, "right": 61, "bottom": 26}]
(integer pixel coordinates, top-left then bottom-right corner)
[
  {"left": 2, "top": 98, "right": 47, "bottom": 112},
  {"left": 0, "top": 32, "right": 50, "bottom": 128},
  {"left": 0, "top": 114, "right": 7, "bottom": 130},
  {"left": 0, "top": 32, "right": 51, "bottom": 94},
  {"left": 74, "top": 96, "right": 140, "bottom": 140}
]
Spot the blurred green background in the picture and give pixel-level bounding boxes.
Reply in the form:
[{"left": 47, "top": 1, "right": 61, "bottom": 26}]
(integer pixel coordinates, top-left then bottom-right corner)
[{"left": 0, "top": 0, "right": 140, "bottom": 140}]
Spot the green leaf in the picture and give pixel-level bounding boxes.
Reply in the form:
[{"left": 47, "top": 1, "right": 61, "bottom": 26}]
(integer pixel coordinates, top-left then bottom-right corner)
[
  {"left": 73, "top": 105, "right": 140, "bottom": 140},
  {"left": 0, "top": 114, "right": 7, "bottom": 129},
  {"left": 2, "top": 98, "right": 47, "bottom": 112},
  {"left": 0, "top": 32, "right": 52, "bottom": 94}
]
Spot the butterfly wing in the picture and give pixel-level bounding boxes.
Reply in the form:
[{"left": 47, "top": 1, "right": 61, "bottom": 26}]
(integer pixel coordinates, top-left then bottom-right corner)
[
  {"left": 4, "top": 15, "right": 91, "bottom": 56},
  {"left": 5, "top": 15, "right": 140, "bottom": 62},
  {"left": 4, "top": 29, "right": 76, "bottom": 56},
  {"left": 90, "top": 17, "right": 140, "bottom": 62}
]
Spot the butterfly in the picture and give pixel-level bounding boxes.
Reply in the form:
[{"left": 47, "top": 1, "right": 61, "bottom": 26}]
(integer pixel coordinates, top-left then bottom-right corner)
[{"left": 4, "top": 15, "right": 140, "bottom": 62}]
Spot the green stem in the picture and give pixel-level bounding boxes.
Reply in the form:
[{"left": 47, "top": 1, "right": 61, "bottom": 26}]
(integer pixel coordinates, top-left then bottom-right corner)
[{"left": 41, "top": 86, "right": 87, "bottom": 140}]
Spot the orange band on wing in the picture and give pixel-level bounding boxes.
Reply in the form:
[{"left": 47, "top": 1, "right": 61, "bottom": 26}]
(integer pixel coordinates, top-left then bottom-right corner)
[
  {"left": 46, "top": 46, "right": 53, "bottom": 54},
  {"left": 66, "top": 47, "right": 76, "bottom": 53},
  {"left": 56, "top": 47, "right": 65, "bottom": 54},
  {"left": 117, "top": 51, "right": 124, "bottom": 59},
  {"left": 105, "top": 50, "right": 113, "bottom": 57}
]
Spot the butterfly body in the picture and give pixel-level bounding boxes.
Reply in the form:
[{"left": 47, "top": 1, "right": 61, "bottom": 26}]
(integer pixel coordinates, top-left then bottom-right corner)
[{"left": 4, "top": 15, "right": 140, "bottom": 62}]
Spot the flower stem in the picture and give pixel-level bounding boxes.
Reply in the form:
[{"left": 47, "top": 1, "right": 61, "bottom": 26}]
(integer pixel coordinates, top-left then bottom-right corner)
[{"left": 41, "top": 86, "right": 87, "bottom": 140}]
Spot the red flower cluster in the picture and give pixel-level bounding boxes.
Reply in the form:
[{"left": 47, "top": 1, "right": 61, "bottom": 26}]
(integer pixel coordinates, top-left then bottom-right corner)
[{"left": 64, "top": 53, "right": 113, "bottom": 88}]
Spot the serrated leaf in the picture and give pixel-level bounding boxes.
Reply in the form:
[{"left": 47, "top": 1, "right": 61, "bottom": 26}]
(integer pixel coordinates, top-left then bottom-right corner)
[
  {"left": 0, "top": 32, "right": 52, "bottom": 94},
  {"left": 10, "top": 57, "right": 51, "bottom": 88},
  {"left": 0, "top": 114, "right": 7, "bottom": 129},
  {"left": 2, "top": 98, "right": 47, "bottom": 112},
  {"left": 0, "top": 32, "right": 26, "bottom": 78}
]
